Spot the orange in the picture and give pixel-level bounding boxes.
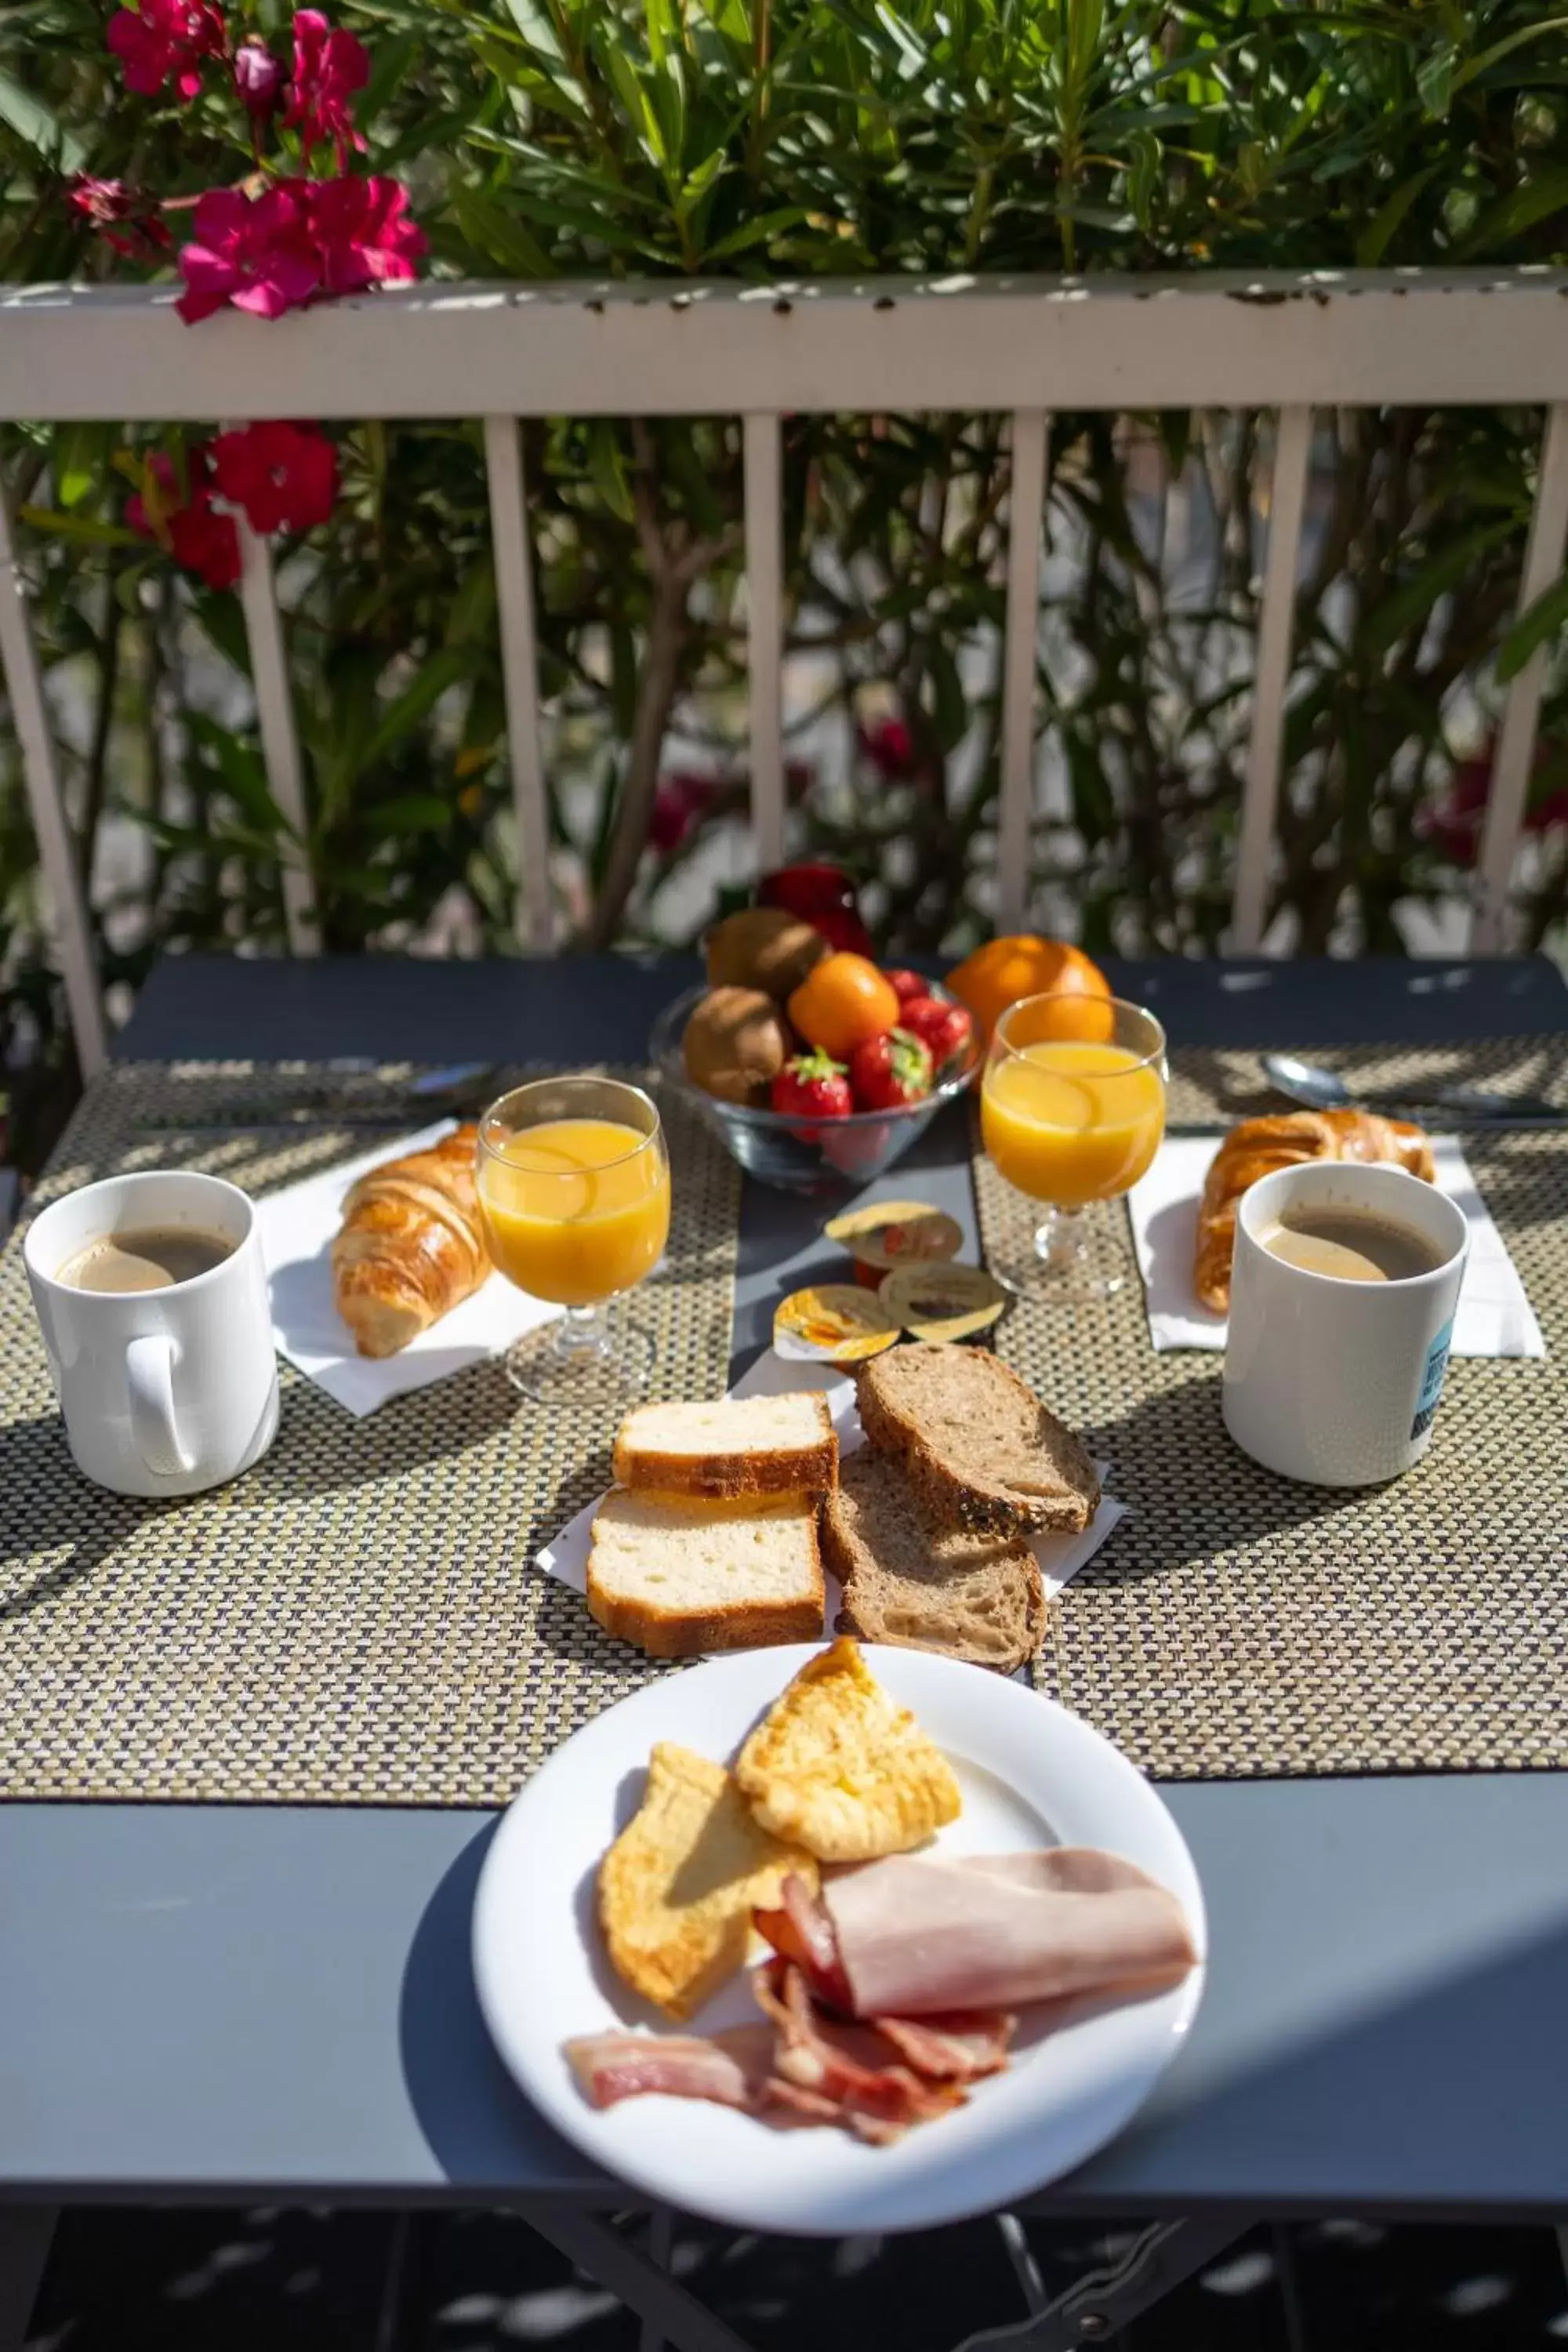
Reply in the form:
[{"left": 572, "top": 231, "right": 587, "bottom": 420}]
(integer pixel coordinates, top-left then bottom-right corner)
[
  {"left": 786, "top": 953, "right": 901, "bottom": 1058},
  {"left": 946, "top": 935, "right": 1112, "bottom": 1044}
]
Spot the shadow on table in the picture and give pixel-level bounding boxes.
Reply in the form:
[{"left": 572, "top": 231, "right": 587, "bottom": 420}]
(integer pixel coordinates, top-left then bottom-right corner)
[
  {"left": 1085, "top": 1376, "right": 1354, "bottom": 1581},
  {"left": 1066, "top": 1889, "right": 1568, "bottom": 2218},
  {"left": 0, "top": 1410, "right": 162, "bottom": 1619},
  {"left": 398, "top": 1815, "right": 599, "bottom": 2190},
  {"left": 230, "top": 1359, "right": 521, "bottom": 1503}
]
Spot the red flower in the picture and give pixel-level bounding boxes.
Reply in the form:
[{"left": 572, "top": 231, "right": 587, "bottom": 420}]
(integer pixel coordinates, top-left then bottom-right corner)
[
  {"left": 176, "top": 183, "right": 320, "bottom": 324},
  {"left": 211, "top": 421, "right": 337, "bottom": 535},
  {"left": 650, "top": 771, "right": 718, "bottom": 855},
  {"left": 857, "top": 715, "right": 921, "bottom": 784},
  {"left": 65, "top": 174, "right": 171, "bottom": 263},
  {"left": 306, "top": 174, "right": 426, "bottom": 294},
  {"left": 1422, "top": 741, "right": 1568, "bottom": 868},
  {"left": 107, "top": 0, "right": 226, "bottom": 101},
  {"left": 233, "top": 38, "right": 285, "bottom": 122},
  {"left": 127, "top": 450, "right": 241, "bottom": 592},
  {"left": 283, "top": 9, "right": 369, "bottom": 165}
]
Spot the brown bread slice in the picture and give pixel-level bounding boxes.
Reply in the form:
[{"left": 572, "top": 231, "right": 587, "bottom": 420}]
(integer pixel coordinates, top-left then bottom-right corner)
[
  {"left": 855, "top": 1345, "right": 1099, "bottom": 1537},
  {"left": 825, "top": 1452, "right": 1046, "bottom": 1674}
]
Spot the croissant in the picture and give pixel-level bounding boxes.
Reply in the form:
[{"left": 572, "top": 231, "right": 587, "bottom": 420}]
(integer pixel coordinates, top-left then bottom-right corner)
[
  {"left": 1196, "top": 1108, "right": 1436, "bottom": 1313},
  {"left": 332, "top": 1123, "right": 489, "bottom": 1357}
]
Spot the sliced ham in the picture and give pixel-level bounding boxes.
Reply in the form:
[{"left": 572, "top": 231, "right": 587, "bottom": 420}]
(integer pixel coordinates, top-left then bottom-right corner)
[
  {"left": 822, "top": 1849, "right": 1197, "bottom": 2020},
  {"left": 564, "top": 2024, "right": 774, "bottom": 2112}
]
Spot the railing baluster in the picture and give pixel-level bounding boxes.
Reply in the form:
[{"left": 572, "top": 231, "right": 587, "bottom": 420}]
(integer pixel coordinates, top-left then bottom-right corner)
[
  {"left": 1472, "top": 399, "right": 1568, "bottom": 953},
  {"left": 0, "top": 487, "right": 109, "bottom": 1077},
  {"left": 1232, "top": 404, "right": 1312, "bottom": 954},
  {"left": 235, "top": 515, "right": 319, "bottom": 956},
  {"left": 484, "top": 415, "right": 554, "bottom": 953},
  {"left": 996, "top": 408, "right": 1049, "bottom": 935},
  {"left": 743, "top": 412, "right": 786, "bottom": 874}
]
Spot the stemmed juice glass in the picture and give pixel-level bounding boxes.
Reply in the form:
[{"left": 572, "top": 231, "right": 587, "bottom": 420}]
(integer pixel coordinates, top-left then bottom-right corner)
[
  {"left": 981, "top": 993, "right": 1167, "bottom": 1300},
  {"left": 476, "top": 1076, "right": 671, "bottom": 1406}
]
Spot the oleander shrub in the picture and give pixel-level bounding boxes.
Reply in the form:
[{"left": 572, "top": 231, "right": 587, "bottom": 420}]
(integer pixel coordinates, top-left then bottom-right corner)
[{"left": 4, "top": 0, "right": 1568, "bottom": 1157}]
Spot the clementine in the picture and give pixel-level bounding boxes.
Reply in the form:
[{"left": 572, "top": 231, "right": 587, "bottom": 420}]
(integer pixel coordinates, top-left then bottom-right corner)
[
  {"left": 945, "top": 935, "right": 1112, "bottom": 1044},
  {"left": 786, "top": 952, "right": 901, "bottom": 1058}
]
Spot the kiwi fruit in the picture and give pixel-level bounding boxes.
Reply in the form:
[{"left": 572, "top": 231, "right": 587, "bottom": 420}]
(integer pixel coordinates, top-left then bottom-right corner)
[
  {"left": 683, "top": 985, "right": 793, "bottom": 1106},
  {"left": 705, "top": 907, "right": 828, "bottom": 1001}
]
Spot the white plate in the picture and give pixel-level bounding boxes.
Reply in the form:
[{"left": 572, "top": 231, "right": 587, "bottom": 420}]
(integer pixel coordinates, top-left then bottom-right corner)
[{"left": 472, "top": 1645, "right": 1206, "bottom": 2234}]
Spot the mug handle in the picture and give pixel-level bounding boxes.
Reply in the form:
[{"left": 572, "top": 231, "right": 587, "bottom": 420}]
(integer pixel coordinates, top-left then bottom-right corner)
[{"left": 125, "top": 1334, "right": 195, "bottom": 1477}]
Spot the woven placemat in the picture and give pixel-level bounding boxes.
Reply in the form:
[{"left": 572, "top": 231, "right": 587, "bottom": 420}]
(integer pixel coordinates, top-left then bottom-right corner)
[
  {"left": 0, "top": 1062, "right": 739, "bottom": 1806},
  {"left": 976, "top": 1034, "right": 1568, "bottom": 1778}
]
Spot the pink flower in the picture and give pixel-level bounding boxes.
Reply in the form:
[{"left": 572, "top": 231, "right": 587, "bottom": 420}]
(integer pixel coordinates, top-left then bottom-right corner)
[
  {"left": 176, "top": 183, "right": 320, "bottom": 324},
  {"left": 306, "top": 174, "right": 426, "bottom": 294},
  {"left": 65, "top": 173, "right": 171, "bottom": 262},
  {"left": 211, "top": 421, "right": 337, "bottom": 535},
  {"left": 284, "top": 9, "right": 369, "bottom": 165},
  {"left": 127, "top": 449, "right": 241, "bottom": 592},
  {"left": 233, "top": 38, "right": 285, "bottom": 122},
  {"left": 107, "top": 0, "right": 226, "bottom": 101}
]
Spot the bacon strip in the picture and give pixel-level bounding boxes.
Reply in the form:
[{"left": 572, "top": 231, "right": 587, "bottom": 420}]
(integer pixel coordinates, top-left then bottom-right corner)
[
  {"left": 753, "top": 1872, "right": 855, "bottom": 2013},
  {"left": 564, "top": 2024, "right": 773, "bottom": 2112},
  {"left": 874, "top": 2008, "right": 1014, "bottom": 2081},
  {"left": 752, "top": 1958, "right": 965, "bottom": 2129}
]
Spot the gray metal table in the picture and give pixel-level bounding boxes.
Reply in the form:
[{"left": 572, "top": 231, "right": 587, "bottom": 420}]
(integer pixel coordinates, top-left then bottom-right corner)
[{"left": 5, "top": 953, "right": 1568, "bottom": 2352}]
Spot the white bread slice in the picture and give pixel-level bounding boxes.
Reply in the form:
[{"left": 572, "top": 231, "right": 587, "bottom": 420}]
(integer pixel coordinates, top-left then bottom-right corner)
[
  {"left": 587, "top": 1488, "right": 826, "bottom": 1657},
  {"left": 612, "top": 1393, "right": 837, "bottom": 1501}
]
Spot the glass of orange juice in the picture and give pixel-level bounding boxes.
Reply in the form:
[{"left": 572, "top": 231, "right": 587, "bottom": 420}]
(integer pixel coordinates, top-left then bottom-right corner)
[
  {"left": 476, "top": 1076, "right": 671, "bottom": 1406},
  {"left": 981, "top": 993, "right": 1167, "bottom": 1299}
]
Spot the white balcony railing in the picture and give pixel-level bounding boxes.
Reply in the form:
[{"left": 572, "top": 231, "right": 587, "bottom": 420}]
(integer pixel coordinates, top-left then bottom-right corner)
[{"left": 4, "top": 267, "right": 1568, "bottom": 1080}]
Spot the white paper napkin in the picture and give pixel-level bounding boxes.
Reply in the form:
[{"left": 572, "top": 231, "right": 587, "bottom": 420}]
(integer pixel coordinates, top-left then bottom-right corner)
[
  {"left": 536, "top": 1348, "right": 1127, "bottom": 1644},
  {"left": 252, "top": 1118, "right": 562, "bottom": 1416},
  {"left": 1127, "top": 1133, "right": 1545, "bottom": 1358}
]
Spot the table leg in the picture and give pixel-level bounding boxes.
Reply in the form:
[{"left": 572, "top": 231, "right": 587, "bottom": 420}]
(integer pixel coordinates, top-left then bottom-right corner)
[
  {"left": 0, "top": 2206, "right": 57, "bottom": 2352},
  {"left": 517, "top": 2206, "right": 759, "bottom": 2352},
  {"left": 946, "top": 2214, "right": 1250, "bottom": 2352}
]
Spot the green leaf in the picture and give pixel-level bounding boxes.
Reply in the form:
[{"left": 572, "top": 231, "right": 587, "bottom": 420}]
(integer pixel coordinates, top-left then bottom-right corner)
[
  {"left": 373, "top": 793, "right": 453, "bottom": 837},
  {"left": 53, "top": 422, "right": 113, "bottom": 513},
  {"left": 450, "top": 182, "right": 555, "bottom": 275},
  {"left": 1497, "top": 570, "right": 1568, "bottom": 683},
  {"left": 185, "top": 710, "right": 293, "bottom": 836},
  {"left": 0, "top": 67, "right": 83, "bottom": 169},
  {"left": 700, "top": 205, "right": 812, "bottom": 260},
  {"left": 16, "top": 505, "right": 144, "bottom": 549},
  {"left": 1356, "top": 162, "right": 1441, "bottom": 267},
  {"left": 361, "top": 648, "right": 477, "bottom": 771},
  {"left": 1417, "top": 44, "right": 1455, "bottom": 120},
  {"left": 1361, "top": 519, "right": 1519, "bottom": 659},
  {"left": 586, "top": 421, "right": 636, "bottom": 524}
]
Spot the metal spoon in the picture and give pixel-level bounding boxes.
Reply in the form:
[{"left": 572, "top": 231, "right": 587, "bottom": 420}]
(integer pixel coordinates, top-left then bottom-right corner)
[{"left": 1262, "top": 1052, "right": 1565, "bottom": 1123}]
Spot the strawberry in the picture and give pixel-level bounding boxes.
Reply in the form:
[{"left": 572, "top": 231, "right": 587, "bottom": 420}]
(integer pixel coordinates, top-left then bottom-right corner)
[
  {"left": 884, "top": 967, "right": 928, "bottom": 1007},
  {"left": 771, "top": 1050, "right": 854, "bottom": 1136},
  {"left": 899, "top": 993, "right": 974, "bottom": 1069},
  {"left": 847, "top": 1027, "right": 934, "bottom": 1112}
]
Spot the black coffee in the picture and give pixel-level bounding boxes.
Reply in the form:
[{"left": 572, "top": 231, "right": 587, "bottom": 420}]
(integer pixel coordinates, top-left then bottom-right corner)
[
  {"left": 1261, "top": 1207, "right": 1443, "bottom": 1284},
  {"left": 59, "top": 1226, "right": 234, "bottom": 1294}
]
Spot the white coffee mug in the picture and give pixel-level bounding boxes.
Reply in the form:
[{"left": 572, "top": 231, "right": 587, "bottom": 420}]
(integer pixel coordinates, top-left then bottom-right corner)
[
  {"left": 1222, "top": 1160, "right": 1468, "bottom": 1487},
  {"left": 23, "top": 1169, "right": 280, "bottom": 1498}
]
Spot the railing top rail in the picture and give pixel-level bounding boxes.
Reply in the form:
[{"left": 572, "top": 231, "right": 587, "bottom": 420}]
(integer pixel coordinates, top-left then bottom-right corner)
[{"left": 5, "top": 268, "right": 1568, "bottom": 420}]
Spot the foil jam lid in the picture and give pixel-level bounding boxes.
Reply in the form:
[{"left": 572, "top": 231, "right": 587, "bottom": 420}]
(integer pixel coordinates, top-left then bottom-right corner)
[
  {"left": 822, "top": 1200, "right": 964, "bottom": 1278},
  {"left": 773, "top": 1283, "right": 902, "bottom": 1363},
  {"left": 880, "top": 1262, "right": 1007, "bottom": 1345}
]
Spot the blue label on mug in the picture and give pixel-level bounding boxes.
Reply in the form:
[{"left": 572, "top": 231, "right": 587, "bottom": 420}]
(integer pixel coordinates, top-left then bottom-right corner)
[{"left": 1410, "top": 1316, "right": 1454, "bottom": 1441}]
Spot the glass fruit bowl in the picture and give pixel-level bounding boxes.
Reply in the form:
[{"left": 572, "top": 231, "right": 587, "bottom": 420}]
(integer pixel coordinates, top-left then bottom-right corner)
[{"left": 649, "top": 982, "right": 982, "bottom": 1194}]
